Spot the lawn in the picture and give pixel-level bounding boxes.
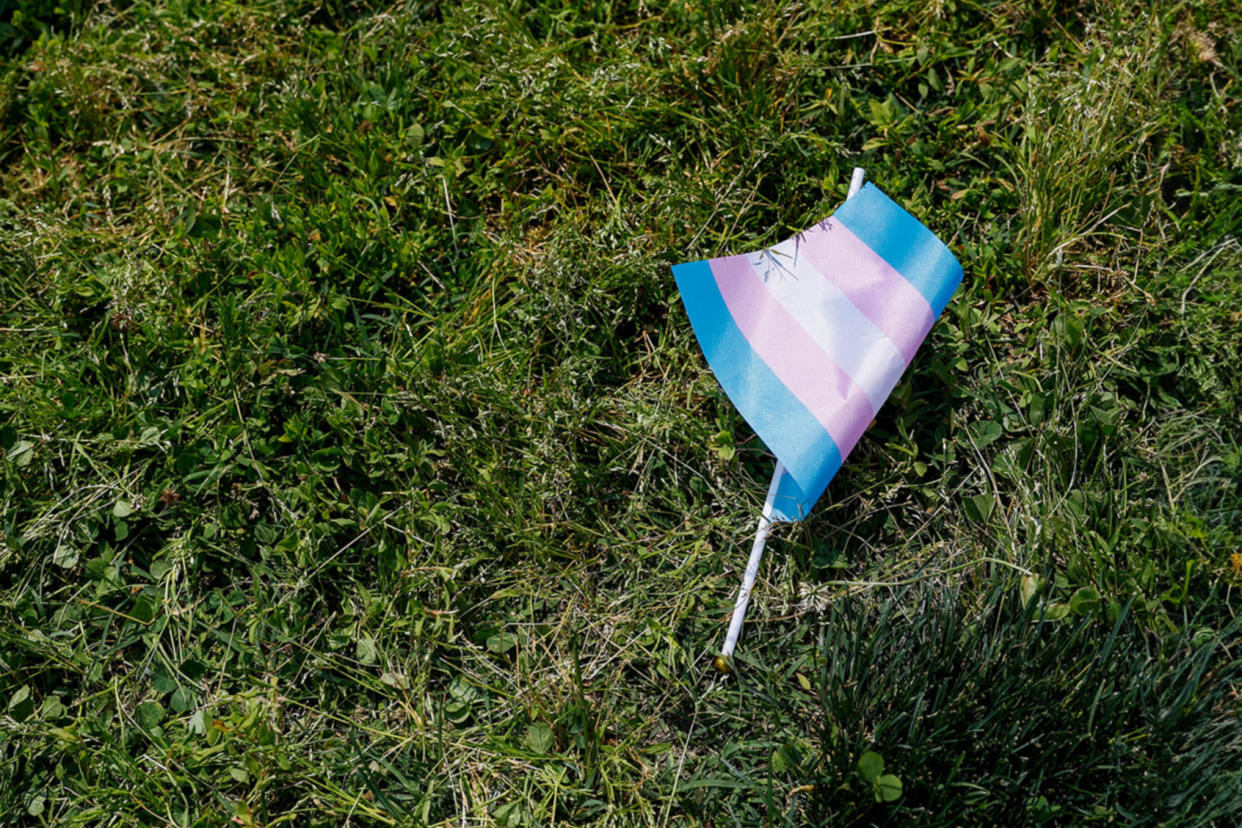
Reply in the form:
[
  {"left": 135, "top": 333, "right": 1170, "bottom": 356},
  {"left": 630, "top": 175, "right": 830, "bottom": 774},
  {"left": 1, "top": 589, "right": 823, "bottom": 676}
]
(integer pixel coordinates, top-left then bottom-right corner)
[{"left": 1, "top": 0, "right": 1240, "bottom": 825}]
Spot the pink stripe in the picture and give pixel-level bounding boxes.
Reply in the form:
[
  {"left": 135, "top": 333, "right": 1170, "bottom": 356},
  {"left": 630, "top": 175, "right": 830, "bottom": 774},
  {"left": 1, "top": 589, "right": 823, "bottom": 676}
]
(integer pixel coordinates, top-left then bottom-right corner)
[
  {"left": 796, "top": 218, "right": 935, "bottom": 362},
  {"left": 710, "top": 254, "right": 875, "bottom": 456}
]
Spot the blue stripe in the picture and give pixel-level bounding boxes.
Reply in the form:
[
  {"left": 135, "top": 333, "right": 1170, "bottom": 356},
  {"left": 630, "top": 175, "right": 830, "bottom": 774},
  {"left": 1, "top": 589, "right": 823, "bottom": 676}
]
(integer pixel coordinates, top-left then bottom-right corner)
[
  {"left": 673, "top": 259, "right": 842, "bottom": 507},
  {"left": 832, "top": 183, "right": 964, "bottom": 318},
  {"left": 769, "top": 466, "right": 825, "bottom": 523}
]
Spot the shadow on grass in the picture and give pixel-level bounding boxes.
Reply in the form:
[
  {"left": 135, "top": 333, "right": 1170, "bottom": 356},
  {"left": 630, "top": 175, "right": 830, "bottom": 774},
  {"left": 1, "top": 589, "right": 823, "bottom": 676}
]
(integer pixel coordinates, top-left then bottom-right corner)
[{"left": 692, "top": 578, "right": 1242, "bottom": 827}]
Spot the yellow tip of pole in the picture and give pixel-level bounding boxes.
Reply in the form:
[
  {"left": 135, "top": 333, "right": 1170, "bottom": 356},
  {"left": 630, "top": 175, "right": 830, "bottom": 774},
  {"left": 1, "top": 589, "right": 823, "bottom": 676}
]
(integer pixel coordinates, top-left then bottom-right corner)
[{"left": 713, "top": 655, "right": 733, "bottom": 674}]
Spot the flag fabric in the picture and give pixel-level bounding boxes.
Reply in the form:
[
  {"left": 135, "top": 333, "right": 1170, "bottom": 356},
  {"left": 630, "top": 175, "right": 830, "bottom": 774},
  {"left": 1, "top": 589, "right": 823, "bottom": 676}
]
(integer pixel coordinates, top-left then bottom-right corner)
[{"left": 673, "top": 183, "right": 963, "bottom": 522}]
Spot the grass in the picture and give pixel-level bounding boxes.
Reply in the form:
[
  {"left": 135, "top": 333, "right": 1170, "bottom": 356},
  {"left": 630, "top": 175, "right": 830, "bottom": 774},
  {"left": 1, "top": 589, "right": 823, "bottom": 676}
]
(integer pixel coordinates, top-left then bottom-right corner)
[{"left": 1, "top": 0, "right": 1240, "bottom": 825}]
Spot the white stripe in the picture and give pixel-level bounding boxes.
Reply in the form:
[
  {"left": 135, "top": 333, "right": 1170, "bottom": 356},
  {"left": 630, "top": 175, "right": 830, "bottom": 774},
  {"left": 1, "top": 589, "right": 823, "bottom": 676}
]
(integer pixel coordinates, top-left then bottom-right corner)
[{"left": 746, "top": 238, "right": 907, "bottom": 412}]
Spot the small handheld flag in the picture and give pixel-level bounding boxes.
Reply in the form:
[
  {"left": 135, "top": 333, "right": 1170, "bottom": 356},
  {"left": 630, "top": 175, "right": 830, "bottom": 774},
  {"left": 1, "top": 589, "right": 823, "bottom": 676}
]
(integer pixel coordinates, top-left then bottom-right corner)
[{"left": 672, "top": 170, "right": 963, "bottom": 668}]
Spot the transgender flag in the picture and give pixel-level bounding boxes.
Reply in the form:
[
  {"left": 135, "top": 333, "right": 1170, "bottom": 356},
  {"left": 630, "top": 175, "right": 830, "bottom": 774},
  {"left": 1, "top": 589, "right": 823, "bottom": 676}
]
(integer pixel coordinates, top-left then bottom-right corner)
[{"left": 673, "top": 183, "right": 962, "bottom": 522}]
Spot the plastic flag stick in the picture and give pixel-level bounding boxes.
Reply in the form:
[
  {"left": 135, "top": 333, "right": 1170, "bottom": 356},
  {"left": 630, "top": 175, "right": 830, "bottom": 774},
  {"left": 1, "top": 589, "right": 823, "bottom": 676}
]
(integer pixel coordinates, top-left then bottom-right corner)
[{"left": 714, "top": 168, "right": 868, "bottom": 672}]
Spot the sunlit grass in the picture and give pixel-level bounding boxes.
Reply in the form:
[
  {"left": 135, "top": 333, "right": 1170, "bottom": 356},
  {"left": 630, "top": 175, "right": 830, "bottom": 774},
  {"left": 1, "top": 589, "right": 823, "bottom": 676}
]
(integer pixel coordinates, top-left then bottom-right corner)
[{"left": 1, "top": 1, "right": 1239, "bottom": 825}]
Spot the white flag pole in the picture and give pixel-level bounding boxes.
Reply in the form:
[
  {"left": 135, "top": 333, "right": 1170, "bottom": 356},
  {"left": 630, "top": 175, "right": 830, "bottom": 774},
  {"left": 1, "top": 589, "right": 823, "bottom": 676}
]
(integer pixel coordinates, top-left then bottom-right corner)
[
  {"left": 849, "top": 166, "right": 866, "bottom": 200},
  {"left": 715, "top": 167, "right": 866, "bottom": 673}
]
